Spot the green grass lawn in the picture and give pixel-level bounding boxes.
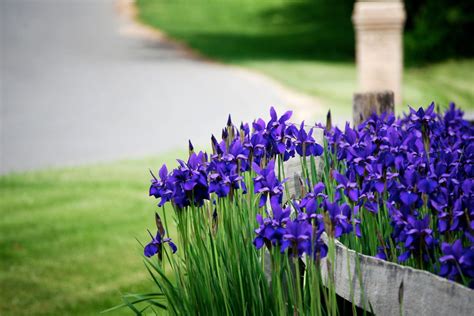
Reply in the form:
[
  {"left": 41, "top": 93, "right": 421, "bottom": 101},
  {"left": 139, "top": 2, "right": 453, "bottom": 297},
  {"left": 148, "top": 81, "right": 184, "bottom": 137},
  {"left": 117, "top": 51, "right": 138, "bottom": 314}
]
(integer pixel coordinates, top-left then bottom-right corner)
[
  {"left": 0, "top": 153, "right": 182, "bottom": 315},
  {"left": 136, "top": 0, "right": 474, "bottom": 119},
  {"left": 245, "top": 59, "right": 474, "bottom": 119}
]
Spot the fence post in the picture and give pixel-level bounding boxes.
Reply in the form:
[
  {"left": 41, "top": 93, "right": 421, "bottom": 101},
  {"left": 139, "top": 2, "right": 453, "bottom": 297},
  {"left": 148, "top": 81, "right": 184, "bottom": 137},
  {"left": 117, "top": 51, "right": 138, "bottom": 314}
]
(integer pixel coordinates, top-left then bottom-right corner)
[
  {"left": 353, "top": 90, "right": 394, "bottom": 126},
  {"left": 352, "top": 0, "right": 406, "bottom": 106}
]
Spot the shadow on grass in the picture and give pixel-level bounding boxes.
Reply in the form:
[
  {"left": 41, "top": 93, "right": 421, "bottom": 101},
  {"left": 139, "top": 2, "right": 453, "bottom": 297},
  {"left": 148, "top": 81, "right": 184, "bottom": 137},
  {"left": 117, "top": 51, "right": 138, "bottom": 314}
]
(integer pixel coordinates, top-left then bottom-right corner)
[{"left": 171, "top": 0, "right": 355, "bottom": 63}]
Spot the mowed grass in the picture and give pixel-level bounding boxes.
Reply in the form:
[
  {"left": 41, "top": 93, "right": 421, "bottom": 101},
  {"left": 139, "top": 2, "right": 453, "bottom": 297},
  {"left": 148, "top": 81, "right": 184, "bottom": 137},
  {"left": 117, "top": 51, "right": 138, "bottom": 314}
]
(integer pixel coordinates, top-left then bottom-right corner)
[
  {"left": 245, "top": 59, "right": 474, "bottom": 118},
  {"left": 0, "top": 153, "right": 182, "bottom": 315},
  {"left": 136, "top": 0, "right": 474, "bottom": 119}
]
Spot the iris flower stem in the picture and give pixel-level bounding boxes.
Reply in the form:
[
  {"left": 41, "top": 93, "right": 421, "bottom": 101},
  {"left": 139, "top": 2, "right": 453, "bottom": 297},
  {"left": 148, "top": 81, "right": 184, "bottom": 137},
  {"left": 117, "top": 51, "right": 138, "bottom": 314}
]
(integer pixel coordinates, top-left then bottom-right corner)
[
  {"left": 277, "top": 153, "right": 282, "bottom": 181},
  {"left": 455, "top": 261, "right": 469, "bottom": 286},
  {"left": 324, "top": 236, "right": 337, "bottom": 316},
  {"left": 309, "top": 154, "right": 319, "bottom": 185},
  {"left": 294, "top": 255, "right": 304, "bottom": 315},
  {"left": 278, "top": 154, "right": 291, "bottom": 199},
  {"left": 162, "top": 204, "right": 170, "bottom": 241}
]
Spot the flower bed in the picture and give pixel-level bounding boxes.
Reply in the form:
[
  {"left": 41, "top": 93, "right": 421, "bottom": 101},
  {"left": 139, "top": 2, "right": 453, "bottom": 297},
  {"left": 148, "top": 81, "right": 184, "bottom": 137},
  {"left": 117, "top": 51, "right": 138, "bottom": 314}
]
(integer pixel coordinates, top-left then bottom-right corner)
[
  {"left": 119, "top": 105, "right": 473, "bottom": 315},
  {"left": 324, "top": 104, "right": 473, "bottom": 281}
]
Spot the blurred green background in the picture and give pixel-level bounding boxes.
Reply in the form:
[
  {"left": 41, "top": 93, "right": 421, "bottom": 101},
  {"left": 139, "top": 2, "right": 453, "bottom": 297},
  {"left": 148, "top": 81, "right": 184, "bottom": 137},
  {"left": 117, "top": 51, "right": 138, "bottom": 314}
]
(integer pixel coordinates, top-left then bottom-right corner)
[
  {"left": 1, "top": 0, "right": 473, "bottom": 315},
  {"left": 137, "top": 0, "right": 473, "bottom": 118}
]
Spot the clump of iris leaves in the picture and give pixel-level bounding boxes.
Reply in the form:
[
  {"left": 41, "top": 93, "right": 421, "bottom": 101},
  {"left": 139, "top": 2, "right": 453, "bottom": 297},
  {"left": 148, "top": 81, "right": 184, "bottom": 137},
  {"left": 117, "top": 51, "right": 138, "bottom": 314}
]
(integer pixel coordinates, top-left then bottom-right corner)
[{"left": 115, "top": 104, "right": 473, "bottom": 315}]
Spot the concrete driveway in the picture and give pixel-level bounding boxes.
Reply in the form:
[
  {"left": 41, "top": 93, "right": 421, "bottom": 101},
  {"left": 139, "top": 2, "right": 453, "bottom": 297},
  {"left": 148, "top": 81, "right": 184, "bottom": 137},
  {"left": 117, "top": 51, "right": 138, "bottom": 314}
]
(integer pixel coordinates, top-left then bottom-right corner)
[{"left": 1, "top": 0, "right": 320, "bottom": 174}]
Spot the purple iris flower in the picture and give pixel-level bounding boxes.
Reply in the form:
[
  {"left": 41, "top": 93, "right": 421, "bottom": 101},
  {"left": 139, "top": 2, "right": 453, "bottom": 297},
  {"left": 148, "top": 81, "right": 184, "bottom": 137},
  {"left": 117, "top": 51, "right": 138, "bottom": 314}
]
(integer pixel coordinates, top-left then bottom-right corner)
[
  {"left": 240, "top": 122, "right": 250, "bottom": 137},
  {"left": 439, "top": 240, "right": 474, "bottom": 284},
  {"left": 333, "top": 171, "right": 359, "bottom": 203},
  {"left": 252, "top": 160, "right": 286, "bottom": 207},
  {"left": 224, "top": 139, "right": 250, "bottom": 171},
  {"left": 294, "top": 122, "right": 324, "bottom": 157},
  {"left": 323, "top": 200, "right": 358, "bottom": 238},
  {"left": 359, "top": 191, "right": 379, "bottom": 214},
  {"left": 208, "top": 160, "right": 246, "bottom": 198},
  {"left": 343, "top": 122, "right": 358, "bottom": 147},
  {"left": 228, "top": 139, "right": 249, "bottom": 161},
  {"left": 330, "top": 123, "right": 359, "bottom": 162},
  {"left": 253, "top": 196, "right": 291, "bottom": 250},
  {"left": 149, "top": 164, "right": 174, "bottom": 207},
  {"left": 267, "top": 106, "right": 292, "bottom": 129},
  {"left": 144, "top": 229, "right": 177, "bottom": 258},
  {"left": 281, "top": 219, "right": 313, "bottom": 257},
  {"left": 265, "top": 123, "right": 287, "bottom": 158},
  {"left": 365, "top": 163, "right": 398, "bottom": 194},
  {"left": 243, "top": 131, "right": 266, "bottom": 164},
  {"left": 169, "top": 151, "right": 209, "bottom": 207},
  {"left": 398, "top": 215, "right": 434, "bottom": 263},
  {"left": 408, "top": 102, "right": 437, "bottom": 126},
  {"left": 312, "top": 227, "right": 328, "bottom": 260},
  {"left": 259, "top": 107, "right": 293, "bottom": 159},
  {"left": 375, "top": 244, "right": 391, "bottom": 261},
  {"left": 211, "top": 134, "right": 225, "bottom": 157},
  {"left": 399, "top": 191, "right": 419, "bottom": 207},
  {"left": 252, "top": 117, "right": 266, "bottom": 132},
  {"left": 221, "top": 125, "right": 229, "bottom": 140},
  {"left": 418, "top": 178, "right": 437, "bottom": 194},
  {"left": 437, "top": 199, "right": 465, "bottom": 233},
  {"left": 300, "top": 182, "right": 326, "bottom": 216}
]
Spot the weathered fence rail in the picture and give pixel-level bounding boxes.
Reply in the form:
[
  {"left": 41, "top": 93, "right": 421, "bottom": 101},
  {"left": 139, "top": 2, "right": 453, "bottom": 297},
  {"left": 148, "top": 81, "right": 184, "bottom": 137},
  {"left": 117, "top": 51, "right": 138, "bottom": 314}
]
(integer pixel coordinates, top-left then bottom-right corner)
[{"left": 319, "top": 235, "right": 474, "bottom": 316}]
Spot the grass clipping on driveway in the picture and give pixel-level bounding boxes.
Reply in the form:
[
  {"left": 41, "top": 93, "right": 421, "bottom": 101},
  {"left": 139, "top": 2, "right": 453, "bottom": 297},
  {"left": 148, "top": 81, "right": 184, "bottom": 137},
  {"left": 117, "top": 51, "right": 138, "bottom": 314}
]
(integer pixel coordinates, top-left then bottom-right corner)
[
  {"left": 136, "top": 0, "right": 474, "bottom": 118},
  {"left": 0, "top": 153, "right": 180, "bottom": 315}
]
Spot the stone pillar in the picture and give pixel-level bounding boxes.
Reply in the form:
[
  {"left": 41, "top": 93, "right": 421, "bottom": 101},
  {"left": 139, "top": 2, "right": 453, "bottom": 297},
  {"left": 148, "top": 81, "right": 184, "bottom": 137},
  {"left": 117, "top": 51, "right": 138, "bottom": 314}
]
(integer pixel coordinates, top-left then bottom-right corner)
[{"left": 352, "top": 1, "right": 406, "bottom": 105}]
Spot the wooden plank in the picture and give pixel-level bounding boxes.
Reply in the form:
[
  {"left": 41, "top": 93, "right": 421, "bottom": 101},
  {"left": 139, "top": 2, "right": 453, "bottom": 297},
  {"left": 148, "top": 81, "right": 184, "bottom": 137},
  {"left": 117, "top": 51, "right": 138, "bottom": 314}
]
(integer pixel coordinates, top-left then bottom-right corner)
[
  {"left": 319, "top": 236, "right": 474, "bottom": 316},
  {"left": 353, "top": 91, "right": 394, "bottom": 126}
]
